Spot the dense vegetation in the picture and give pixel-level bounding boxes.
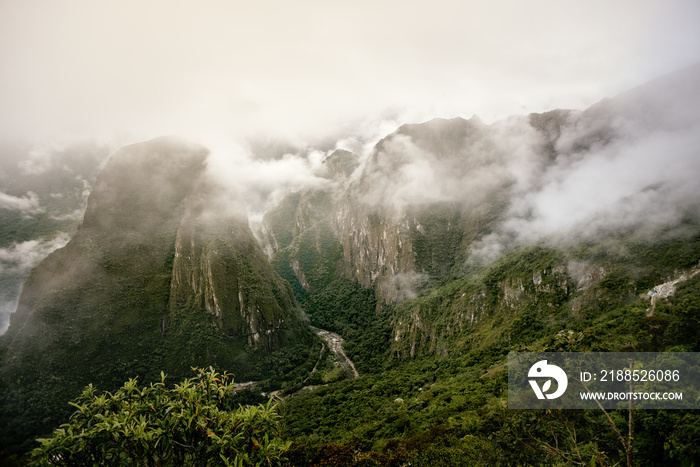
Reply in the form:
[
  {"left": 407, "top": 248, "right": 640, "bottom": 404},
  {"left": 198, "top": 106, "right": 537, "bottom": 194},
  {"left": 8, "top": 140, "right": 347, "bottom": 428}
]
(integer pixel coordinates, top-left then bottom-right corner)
[
  {"left": 254, "top": 131, "right": 700, "bottom": 465},
  {"left": 31, "top": 367, "right": 290, "bottom": 466},
  {"left": 276, "top": 227, "right": 700, "bottom": 466},
  {"left": 11, "top": 258, "right": 700, "bottom": 466},
  {"left": 4, "top": 84, "right": 700, "bottom": 466}
]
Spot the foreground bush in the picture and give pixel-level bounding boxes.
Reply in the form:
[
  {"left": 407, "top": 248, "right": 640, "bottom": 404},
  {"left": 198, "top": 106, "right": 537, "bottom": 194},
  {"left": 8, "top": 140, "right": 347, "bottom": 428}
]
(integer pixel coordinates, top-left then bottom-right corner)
[{"left": 32, "top": 367, "right": 289, "bottom": 466}]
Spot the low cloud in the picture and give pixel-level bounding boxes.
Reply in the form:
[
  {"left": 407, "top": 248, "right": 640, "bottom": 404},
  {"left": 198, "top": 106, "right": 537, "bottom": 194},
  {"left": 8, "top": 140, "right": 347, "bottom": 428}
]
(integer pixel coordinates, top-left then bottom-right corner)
[
  {"left": 13, "top": 134, "right": 117, "bottom": 176},
  {"left": 50, "top": 207, "right": 86, "bottom": 222},
  {"left": 356, "top": 115, "right": 552, "bottom": 212},
  {"left": 466, "top": 232, "right": 510, "bottom": 267},
  {"left": 48, "top": 176, "right": 94, "bottom": 222},
  {"left": 0, "top": 233, "right": 70, "bottom": 275},
  {"left": 204, "top": 140, "right": 355, "bottom": 227},
  {"left": 0, "top": 299, "right": 17, "bottom": 335},
  {"left": 504, "top": 126, "right": 700, "bottom": 243},
  {"left": 382, "top": 271, "right": 428, "bottom": 303},
  {"left": 0, "top": 233, "right": 71, "bottom": 333},
  {"left": 18, "top": 157, "right": 54, "bottom": 176},
  {"left": 319, "top": 66, "right": 700, "bottom": 266},
  {"left": 465, "top": 68, "right": 700, "bottom": 261},
  {"left": 0, "top": 191, "right": 43, "bottom": 214}
]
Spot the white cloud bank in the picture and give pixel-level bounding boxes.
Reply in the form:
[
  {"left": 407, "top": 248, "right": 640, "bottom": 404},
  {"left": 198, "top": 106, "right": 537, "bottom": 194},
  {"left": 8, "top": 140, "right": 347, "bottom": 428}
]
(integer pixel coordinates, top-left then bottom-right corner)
[
  {"left": 0, "top": 233, "right": 71, "bottom": 333},
  {"left": 0, "top": 191, "right": 42, "bottom": 214},
  {"left": 0, "top": 233, "right": 70, "bottom": 276},
  {"left": 505, "top": 126, "right": 700, "bottom": 242}
]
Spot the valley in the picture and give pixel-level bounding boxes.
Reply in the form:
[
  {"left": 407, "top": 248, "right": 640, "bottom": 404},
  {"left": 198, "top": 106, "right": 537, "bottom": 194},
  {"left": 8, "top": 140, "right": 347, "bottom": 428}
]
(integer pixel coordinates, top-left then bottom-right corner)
[
  {"left": 233, "top": 324, "right": 360, "bottom": 402},
  {"left": 1, "top": 64, "right": 700, "bottom": 466}
]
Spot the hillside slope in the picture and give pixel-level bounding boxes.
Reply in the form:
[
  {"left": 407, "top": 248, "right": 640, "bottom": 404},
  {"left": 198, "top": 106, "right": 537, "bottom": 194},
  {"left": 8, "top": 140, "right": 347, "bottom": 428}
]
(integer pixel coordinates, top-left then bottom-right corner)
[
  {"left": 0, "top": 136, "right": 316, "bottom": 453},
  {"left": 268, "top": 66, "right": 700, "bottom": 465}
]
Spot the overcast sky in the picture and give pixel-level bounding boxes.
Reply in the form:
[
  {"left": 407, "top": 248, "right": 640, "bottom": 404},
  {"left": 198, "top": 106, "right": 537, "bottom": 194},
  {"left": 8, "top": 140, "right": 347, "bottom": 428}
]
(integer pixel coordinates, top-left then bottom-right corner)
[
  {"left": 1, "top": 0, "right": 700, "bottom": 332},
  {"left": 1, "top": 0, "right": 700, "bottom": 146}
]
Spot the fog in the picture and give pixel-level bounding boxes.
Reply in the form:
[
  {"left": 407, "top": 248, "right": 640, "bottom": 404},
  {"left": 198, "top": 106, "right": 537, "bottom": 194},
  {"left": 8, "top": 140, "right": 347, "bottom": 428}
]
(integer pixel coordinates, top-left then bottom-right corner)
[
  {"left": 0, "top": 191, "right": 42, "bottom": 214},
  {"left": 2, "top": 0, "right": 699, "bottom": 220},
  {"left": 0, "top": 141, "right": 110, "bottom": 334},
  {"left": 506, "top": 125, "right": 700, "bottom": 241},
  {"left": 1, "top": 1, "right": 700, "bottom": 329},
  {"left": 466, "top": 66, "right": 700, "bottom": 263},
  {"left": 337, "top": 63, "right": 700, "bottom": 267},
  {"left": 467, "top": 123, "right": 700, "bottom": 264},
  {"left": 2, "top": 0, "right": 700, "bottom": 144},
  {"left": 0, "top": 234, "right": 70, "bottom": 277},
  {"left": 357, "top": 115, "right": 548, "bottom": 210},
  {"left": 0, "top": 233, "right": 71, "bottom": 332},
  {"left": 204, "top": 141, "right": 334, "bottom": 226}
]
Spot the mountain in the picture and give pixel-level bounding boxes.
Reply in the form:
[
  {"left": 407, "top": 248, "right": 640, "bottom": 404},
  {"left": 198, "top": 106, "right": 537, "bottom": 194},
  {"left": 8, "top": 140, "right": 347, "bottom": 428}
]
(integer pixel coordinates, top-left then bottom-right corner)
[
  {"left": 263, "top": 66, "right": 700, "bottom": 464},
  {"left": 261, "top": 111, "right": 578, "bottom": 306},
  {"left": 263, "top": 63, "right": 700, "bottom": 321},
  {"left": 0, "top": 136, "right": 316, "bottom": 452},
  {"left": 2, "top": 64, "right": 700, "bottom": 464}
]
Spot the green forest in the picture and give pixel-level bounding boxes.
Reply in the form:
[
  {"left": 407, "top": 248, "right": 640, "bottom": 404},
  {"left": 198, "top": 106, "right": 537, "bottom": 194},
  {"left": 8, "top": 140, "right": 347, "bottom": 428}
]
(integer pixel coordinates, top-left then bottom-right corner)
[
  {"left": 2, "top": 91, "right": 700, "bottom": 465},
  {"left": 7, "top": 229, "right": 699, "bottom": 466},
  {"left": 275, "top": 234, "right": 700, "bottom": 466}
]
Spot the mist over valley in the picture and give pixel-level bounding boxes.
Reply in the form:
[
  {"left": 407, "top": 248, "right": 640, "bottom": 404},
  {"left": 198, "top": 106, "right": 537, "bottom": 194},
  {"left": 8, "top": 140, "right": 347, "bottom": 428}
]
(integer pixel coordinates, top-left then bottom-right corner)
[{"left": 1, "top": 1, "right": 700, "bottom": 465}]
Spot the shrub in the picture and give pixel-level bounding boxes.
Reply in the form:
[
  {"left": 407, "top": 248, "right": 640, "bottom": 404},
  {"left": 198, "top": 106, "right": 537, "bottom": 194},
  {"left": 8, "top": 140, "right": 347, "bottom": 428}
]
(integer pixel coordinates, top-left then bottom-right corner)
[{"left": 31, "top": 367, "right": 290, "bottom": 466}]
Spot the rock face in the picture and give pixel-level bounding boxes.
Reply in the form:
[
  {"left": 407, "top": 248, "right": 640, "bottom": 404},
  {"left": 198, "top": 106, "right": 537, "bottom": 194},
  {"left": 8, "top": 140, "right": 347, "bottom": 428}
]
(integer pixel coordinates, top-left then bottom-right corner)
[
  {"left": 5, "top": 136, "right": 307, "bottom": 353},
  {"left": 168, "top": 183, "right": 299, "bottom": 348},
  {"left": 0, "top": 136, "right": 313, "bottom": 450},
  {"left": 263, "top": 114, "right": 570, "bottom": 306},
  {"left": 262, "top": 64, "right": 700, "bottom": 359},
  {"left": 260, "top": 149, "right": 358, "bottom": 299}
]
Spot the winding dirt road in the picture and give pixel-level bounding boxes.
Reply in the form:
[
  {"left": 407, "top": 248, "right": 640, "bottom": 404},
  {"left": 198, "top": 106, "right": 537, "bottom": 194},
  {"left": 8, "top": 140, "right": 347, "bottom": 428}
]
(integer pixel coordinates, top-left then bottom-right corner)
[
  {"left": 234, "top": 326, "right": 358, "bottom": 401},
  {"left": 311, "top": 326, "right": 359, "bottom": 378}
]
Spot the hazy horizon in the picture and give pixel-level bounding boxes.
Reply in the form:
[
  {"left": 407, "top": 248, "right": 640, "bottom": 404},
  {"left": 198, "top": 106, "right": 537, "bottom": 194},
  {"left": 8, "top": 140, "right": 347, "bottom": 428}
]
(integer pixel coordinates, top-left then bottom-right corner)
[{"left": 2, "top": 0, "right": 700, "bottom": 147}]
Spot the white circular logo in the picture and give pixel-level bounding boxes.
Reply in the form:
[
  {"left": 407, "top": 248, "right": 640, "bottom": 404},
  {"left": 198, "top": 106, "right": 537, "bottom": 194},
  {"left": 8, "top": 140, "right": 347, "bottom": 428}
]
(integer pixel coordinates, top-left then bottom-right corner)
[{"left": 528, "top": 360, "right": 568, "bottom": 400}]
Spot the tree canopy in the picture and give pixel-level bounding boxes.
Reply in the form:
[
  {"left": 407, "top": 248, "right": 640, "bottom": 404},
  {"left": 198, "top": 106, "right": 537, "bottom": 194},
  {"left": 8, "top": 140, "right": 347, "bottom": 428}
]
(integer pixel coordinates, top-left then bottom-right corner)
[{"left": 32, "top": 367, "right": 290, "bottom": 467}]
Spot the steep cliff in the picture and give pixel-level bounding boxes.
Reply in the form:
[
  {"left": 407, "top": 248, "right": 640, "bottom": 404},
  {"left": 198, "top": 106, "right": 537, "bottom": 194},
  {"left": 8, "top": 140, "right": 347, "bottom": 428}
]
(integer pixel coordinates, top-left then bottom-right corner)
[
  {"left": 271, "top": 114, "right": 569, "bottom": 306},
  {"left": 263, "top": 65, "right": 700, "bottom": 364},
  {"left": 168, "top": 183, "right": 301, "bottom": 349},
  {"left": 0, "top": 136, "right": 315, "bottom": 451},
  {"left": 260, "top": 149, "right": 359, "bottom": 298}
]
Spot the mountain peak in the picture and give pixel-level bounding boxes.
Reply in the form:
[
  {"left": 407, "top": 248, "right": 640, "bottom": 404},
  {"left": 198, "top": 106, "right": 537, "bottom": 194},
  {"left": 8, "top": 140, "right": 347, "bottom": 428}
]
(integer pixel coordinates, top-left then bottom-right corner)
[{"left": 323, "top": 149, "right": 360, "bottom": 182}]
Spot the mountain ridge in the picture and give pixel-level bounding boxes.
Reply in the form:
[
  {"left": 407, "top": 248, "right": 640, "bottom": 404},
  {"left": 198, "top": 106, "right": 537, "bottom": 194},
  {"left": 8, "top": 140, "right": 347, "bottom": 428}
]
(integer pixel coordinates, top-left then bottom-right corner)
[{"left": 1, "top": 64, "right": 699, "bottom": 462}]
